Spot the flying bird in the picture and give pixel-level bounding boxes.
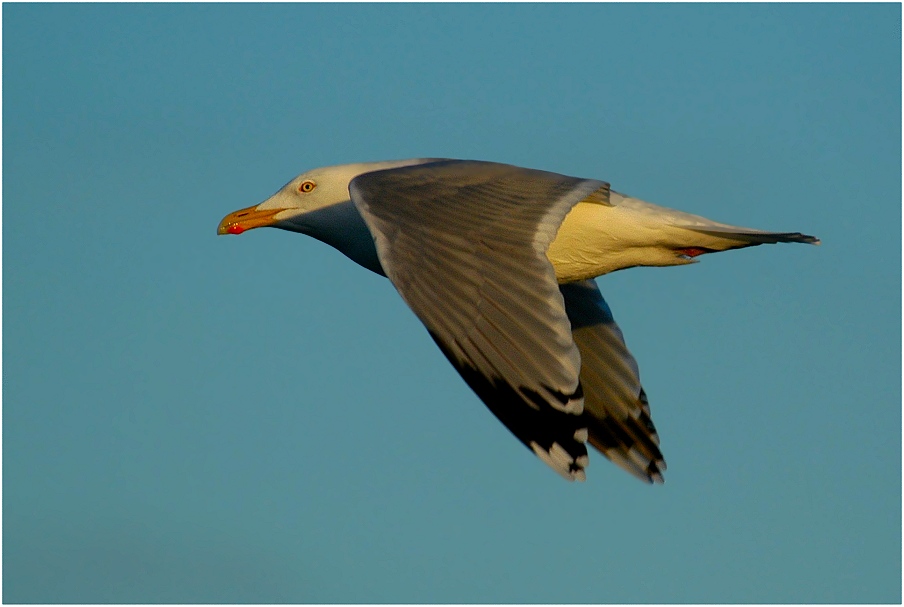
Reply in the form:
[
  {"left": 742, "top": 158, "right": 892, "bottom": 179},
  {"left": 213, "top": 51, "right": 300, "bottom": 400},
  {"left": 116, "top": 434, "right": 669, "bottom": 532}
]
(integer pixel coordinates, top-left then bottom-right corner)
[{"left": 218, "top": 159, "right": 819, "bottom": 482}]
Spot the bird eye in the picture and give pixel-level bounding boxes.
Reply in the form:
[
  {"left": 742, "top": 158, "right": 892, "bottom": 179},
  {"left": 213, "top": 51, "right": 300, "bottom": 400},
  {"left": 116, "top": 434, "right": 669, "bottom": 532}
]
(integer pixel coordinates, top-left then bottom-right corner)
[{"left": 299, "top": 180, "right": 316, "bottom": 193}]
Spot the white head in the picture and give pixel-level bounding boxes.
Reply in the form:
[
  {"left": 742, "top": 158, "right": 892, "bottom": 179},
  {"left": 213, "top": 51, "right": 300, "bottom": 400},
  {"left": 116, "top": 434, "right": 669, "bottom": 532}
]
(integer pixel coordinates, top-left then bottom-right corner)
[
  {"left": 217, "top": 158, "right": 440, "bottom": 274},
  {"left": 217, "top": 159, "right": 437, "bottom": 235}
]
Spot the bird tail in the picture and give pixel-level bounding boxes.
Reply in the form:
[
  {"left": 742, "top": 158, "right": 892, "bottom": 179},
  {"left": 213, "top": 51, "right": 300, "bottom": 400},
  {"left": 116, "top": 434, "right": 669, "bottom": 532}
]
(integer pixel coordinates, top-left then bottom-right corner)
[
  {"left": 686, "top": 226, "right": 820, "bottom": 246},
  {"left": 664, "top": 225, "right": 820, "bottom": 260},
  {"left": 610, "top": 192, "right": 820, "bottom": 257}
]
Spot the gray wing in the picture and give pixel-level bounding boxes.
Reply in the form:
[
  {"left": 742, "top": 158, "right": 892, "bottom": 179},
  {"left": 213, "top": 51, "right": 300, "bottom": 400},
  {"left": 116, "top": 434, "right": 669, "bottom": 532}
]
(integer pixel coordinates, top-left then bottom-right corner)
[
  {"left": 561, "top": 280, "right": 666, "bottom": 483},
  {"left": 349, "top": 160, "right": 606, "bottom": 481}
]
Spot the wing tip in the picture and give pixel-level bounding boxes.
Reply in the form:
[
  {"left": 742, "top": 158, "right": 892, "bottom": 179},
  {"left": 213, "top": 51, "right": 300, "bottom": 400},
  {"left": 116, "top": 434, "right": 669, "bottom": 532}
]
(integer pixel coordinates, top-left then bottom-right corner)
[
  {"left": 790, "top": 232, "right": 820, "bottom": 245},
  {"left": 690, "top": 228, "right": 821, "bottom": 247},
  {"left": 530, "top": 440, "right": 589, "bottom": 482}
]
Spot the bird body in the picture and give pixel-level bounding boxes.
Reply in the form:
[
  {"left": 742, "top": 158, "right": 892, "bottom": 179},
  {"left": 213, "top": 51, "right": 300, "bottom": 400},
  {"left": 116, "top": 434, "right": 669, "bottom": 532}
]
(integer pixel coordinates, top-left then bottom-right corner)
[
  {"left": 218, "top": 159, "right": 818, "bottom": 482},
  {"left": 549, "top": 189, "right": 818, "bottom": 282},
  {"left": 549, "top": 195, "right": 705, "bottom": 281}
]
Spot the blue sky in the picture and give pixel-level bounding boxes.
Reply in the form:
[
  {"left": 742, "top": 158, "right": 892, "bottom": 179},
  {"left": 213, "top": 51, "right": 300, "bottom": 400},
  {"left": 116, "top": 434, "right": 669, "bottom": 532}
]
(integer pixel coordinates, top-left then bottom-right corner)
[{"left": 3, "top": 3, "right": 900, "bottom": 603}]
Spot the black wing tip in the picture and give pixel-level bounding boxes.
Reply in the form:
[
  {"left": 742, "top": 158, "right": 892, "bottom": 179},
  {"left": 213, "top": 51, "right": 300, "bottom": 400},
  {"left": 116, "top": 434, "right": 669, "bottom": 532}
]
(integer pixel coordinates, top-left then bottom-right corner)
[
  {"left": 427, "top": 330, "right": 591, "bottom": 482},
  {"left": 760, "top": 231, "right": 821, "bottom": 245},
  {"left": 692, "top": 229, "right": 821, "bottom": 246},
  {"left": 648, "top": 460, "right": 667, "bottom": 484},
  {"left": 784, "top": 232, "right": 820, "bottom": 245},
  {"left": 586, "top": 408, "right": 667, "bottom": 484}
]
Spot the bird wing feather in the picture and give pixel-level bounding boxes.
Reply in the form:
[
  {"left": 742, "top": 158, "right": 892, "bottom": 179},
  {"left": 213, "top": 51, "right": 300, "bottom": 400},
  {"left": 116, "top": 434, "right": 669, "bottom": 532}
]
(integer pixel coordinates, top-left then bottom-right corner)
[
  {"left": 349, "top": 160, "right": 604, "bottom": 480},
  {"left": 561, "top": 280, "right": 666, "bottom": 483}
]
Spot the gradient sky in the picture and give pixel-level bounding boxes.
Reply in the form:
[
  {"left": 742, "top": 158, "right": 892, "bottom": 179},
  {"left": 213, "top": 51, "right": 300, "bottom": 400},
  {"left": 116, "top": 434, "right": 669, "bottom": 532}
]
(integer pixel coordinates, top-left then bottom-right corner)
[{"left": 3, "top": 3, "right": 900, "bottom": 603}]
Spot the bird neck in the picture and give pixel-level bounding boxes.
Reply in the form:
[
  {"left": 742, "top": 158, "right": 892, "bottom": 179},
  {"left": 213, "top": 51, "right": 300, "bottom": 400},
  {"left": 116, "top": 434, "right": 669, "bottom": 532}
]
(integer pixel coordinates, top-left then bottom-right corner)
[{"left": 281, "top": 200, "right": 385, "bottom": 276}]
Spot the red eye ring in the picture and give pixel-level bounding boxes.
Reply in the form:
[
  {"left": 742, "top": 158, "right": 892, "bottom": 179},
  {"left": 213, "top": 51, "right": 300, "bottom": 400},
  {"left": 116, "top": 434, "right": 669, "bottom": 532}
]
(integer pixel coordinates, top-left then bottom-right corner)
[{"left": 299, "top": 180, "right": 316, "bottom": 193}]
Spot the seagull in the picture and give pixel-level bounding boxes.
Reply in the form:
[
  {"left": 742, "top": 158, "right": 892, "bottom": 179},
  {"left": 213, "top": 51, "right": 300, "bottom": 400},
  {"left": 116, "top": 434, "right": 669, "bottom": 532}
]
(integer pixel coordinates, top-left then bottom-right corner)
[{"left": 217, "top": 159, "right": 819, "bottom": 483}]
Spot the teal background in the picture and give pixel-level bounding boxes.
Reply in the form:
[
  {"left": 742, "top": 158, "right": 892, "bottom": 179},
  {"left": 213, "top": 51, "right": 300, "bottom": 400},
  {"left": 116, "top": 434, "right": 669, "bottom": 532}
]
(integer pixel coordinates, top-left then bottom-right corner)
[{"left": 3, "top": 3, "right": 900, "bottom": 603}]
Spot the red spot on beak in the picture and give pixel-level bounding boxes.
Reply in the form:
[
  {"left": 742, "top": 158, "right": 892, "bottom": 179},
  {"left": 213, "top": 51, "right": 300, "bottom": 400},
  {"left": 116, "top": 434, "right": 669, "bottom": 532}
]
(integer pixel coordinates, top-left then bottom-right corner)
[{"left": 227, "top": 224, "right": 245, "bottom": 235}]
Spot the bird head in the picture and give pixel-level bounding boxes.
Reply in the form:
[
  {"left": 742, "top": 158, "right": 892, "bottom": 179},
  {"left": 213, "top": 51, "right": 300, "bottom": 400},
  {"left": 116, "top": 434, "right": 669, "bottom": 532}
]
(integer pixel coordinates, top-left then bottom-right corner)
[
  {"left": 217, "top": 164, "right": 366, "bottom": 235},
  {"left": 217, "top": 159, "right": 439, "bottom": 236}
]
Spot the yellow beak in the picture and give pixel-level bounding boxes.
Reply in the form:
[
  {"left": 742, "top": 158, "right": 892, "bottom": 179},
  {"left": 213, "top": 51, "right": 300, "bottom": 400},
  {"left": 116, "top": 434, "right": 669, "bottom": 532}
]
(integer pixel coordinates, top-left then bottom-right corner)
[{"left": 217, "top": 205, "right": 285, "bottom": 235}]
